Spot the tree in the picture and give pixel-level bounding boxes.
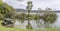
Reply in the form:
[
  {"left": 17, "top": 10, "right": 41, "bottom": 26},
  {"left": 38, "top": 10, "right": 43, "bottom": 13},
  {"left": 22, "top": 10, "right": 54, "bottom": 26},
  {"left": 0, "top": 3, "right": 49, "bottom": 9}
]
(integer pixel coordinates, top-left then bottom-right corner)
[
  {"left": 26, "top": 1, "right": 33, "bottom": 29},
  {"left": 42, "top": 8, "right": 57, "bottom": 28},
  {"left": 0, "top": 1, "right": 17, "bottom": 27},
  {"left": 0, "top": 3, "right": 16, "bottom": 19}
]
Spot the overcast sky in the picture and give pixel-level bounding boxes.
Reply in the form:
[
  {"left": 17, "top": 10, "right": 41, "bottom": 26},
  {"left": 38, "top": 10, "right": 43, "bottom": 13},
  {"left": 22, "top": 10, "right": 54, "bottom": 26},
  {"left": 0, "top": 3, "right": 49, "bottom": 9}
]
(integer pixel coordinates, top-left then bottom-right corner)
[{"left": 2, "top": 0, "right": 60, "bottom": 10}]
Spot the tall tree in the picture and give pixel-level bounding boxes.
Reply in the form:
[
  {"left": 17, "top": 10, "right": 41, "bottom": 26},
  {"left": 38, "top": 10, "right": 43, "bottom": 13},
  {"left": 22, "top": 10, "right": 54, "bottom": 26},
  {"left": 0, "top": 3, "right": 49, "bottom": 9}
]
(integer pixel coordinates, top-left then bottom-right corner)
[{"left": 26, "top": 1, "right": 33, "bottom": 29}]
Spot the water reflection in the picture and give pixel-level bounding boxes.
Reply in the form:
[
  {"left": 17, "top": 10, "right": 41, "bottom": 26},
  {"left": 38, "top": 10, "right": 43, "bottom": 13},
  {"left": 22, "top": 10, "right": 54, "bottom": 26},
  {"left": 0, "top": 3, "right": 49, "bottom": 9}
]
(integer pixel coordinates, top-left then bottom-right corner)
[
  {"left": 14, "top": 13, "right": 60, "bottom": 29},
  {"left": 53, "top": 13, "right": 60, "bottom": 28}
]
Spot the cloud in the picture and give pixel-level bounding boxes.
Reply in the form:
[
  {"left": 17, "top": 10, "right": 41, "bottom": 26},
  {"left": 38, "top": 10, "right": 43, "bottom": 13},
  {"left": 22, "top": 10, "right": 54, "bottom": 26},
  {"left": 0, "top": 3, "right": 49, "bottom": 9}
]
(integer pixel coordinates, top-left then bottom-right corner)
[
  {"left": 3, "top": 0, "right": 60, "bottom": 10},
  {"left": 3, "top": 0, "right": 26, "bottom": 9}
]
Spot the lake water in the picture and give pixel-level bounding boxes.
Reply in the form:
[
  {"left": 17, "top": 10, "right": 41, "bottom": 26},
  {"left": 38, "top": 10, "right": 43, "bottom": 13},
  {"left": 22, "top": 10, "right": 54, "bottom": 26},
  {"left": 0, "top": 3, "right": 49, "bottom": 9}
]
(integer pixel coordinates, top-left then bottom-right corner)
[{"left": 14, "top": 13, "right": 60, "bottom": 29}]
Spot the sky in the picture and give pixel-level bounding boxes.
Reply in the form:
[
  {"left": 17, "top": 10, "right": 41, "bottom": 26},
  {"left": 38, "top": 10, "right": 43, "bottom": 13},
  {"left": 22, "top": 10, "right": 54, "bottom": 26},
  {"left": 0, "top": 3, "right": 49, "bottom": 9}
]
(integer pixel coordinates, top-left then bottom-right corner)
[
  {"left": 2, "top": 0, "right": 60, "bottom": 10},
  {"left": 2, "top": 0, "right": 60, "bottom": 28}
]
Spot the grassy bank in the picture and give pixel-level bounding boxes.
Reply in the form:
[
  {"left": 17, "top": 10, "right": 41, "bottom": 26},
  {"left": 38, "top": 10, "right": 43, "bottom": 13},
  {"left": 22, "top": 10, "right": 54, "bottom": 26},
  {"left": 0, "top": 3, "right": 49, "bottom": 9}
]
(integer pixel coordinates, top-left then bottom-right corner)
[{"left": 0, "top": 27, "right": 60, "bottom": 31}]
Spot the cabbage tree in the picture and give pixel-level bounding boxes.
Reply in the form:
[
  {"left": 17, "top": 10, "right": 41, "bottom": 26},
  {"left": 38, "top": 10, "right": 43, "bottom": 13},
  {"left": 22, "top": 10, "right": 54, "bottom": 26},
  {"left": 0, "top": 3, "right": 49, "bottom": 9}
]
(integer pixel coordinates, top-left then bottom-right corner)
[{"left": 26, "top": 1, "right": 33, "bottom": 29}]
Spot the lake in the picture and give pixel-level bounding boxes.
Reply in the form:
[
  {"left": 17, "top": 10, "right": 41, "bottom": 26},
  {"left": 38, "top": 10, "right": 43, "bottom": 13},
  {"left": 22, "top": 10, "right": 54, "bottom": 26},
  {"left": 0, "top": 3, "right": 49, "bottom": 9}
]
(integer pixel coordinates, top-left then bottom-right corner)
[{"left": 14, "top": 13, "right": 60, "bottom": 29}]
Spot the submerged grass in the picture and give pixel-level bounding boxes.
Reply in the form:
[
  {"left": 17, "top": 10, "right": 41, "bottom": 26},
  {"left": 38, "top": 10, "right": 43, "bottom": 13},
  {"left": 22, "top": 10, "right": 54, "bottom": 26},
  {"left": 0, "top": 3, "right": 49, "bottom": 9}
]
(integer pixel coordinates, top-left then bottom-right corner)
[{"left": 0, "top": 20, "right": 60, "bottom": 31}]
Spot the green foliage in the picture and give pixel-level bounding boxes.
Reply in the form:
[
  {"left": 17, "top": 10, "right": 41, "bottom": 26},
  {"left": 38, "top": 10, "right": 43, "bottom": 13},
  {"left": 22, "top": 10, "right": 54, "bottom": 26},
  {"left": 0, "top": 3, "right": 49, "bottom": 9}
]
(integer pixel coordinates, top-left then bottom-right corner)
[
  {"left": 33, "top": 15, "right": 40, "bottom": 20},
  {"left": 16, "top": 13, "right": 26, "bottom": 23},
  {"left": 42, "top": 11, "right": 57, "bottom": 24},
  {"left": 0, "top": 2, "right": 16, "bottom": 19},
  {"left": 0, "top": 14, "right": 4, "bottom": 20},
  {"left": 0, "top": 0, "right": 2, "bottom": 5},
  {"left": 16, "top": 13, "right": 40, "bottom": 20},
  {"left": 36, "top": 8, "right": 57, "bottom": 28},
  {"left": 0, "top": 1, "right": 16, "bottom": 27}
]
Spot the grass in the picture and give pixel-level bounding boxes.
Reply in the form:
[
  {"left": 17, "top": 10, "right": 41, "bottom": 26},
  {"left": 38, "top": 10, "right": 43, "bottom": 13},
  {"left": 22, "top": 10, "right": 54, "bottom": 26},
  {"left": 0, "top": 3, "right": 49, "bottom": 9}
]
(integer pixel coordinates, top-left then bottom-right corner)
[
  {"left": 0, "top": 20, "right": 60, "bottom": 31},
  {"left": 0, "top": 0, "right": 3, "bottom": 5}
]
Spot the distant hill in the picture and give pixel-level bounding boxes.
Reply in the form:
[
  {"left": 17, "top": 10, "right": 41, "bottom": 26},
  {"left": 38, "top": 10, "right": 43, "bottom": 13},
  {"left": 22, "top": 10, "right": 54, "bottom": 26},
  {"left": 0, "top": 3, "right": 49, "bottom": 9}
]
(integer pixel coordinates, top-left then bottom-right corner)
[
  {"left": 16, "top": 9, "right": 60, "bottom": 13},
  {"left": 16, "top": 9, "right": 27, "bottom": 12},
  {"left": 16, "top": 9, "right": 38, "bottom": 13}
]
